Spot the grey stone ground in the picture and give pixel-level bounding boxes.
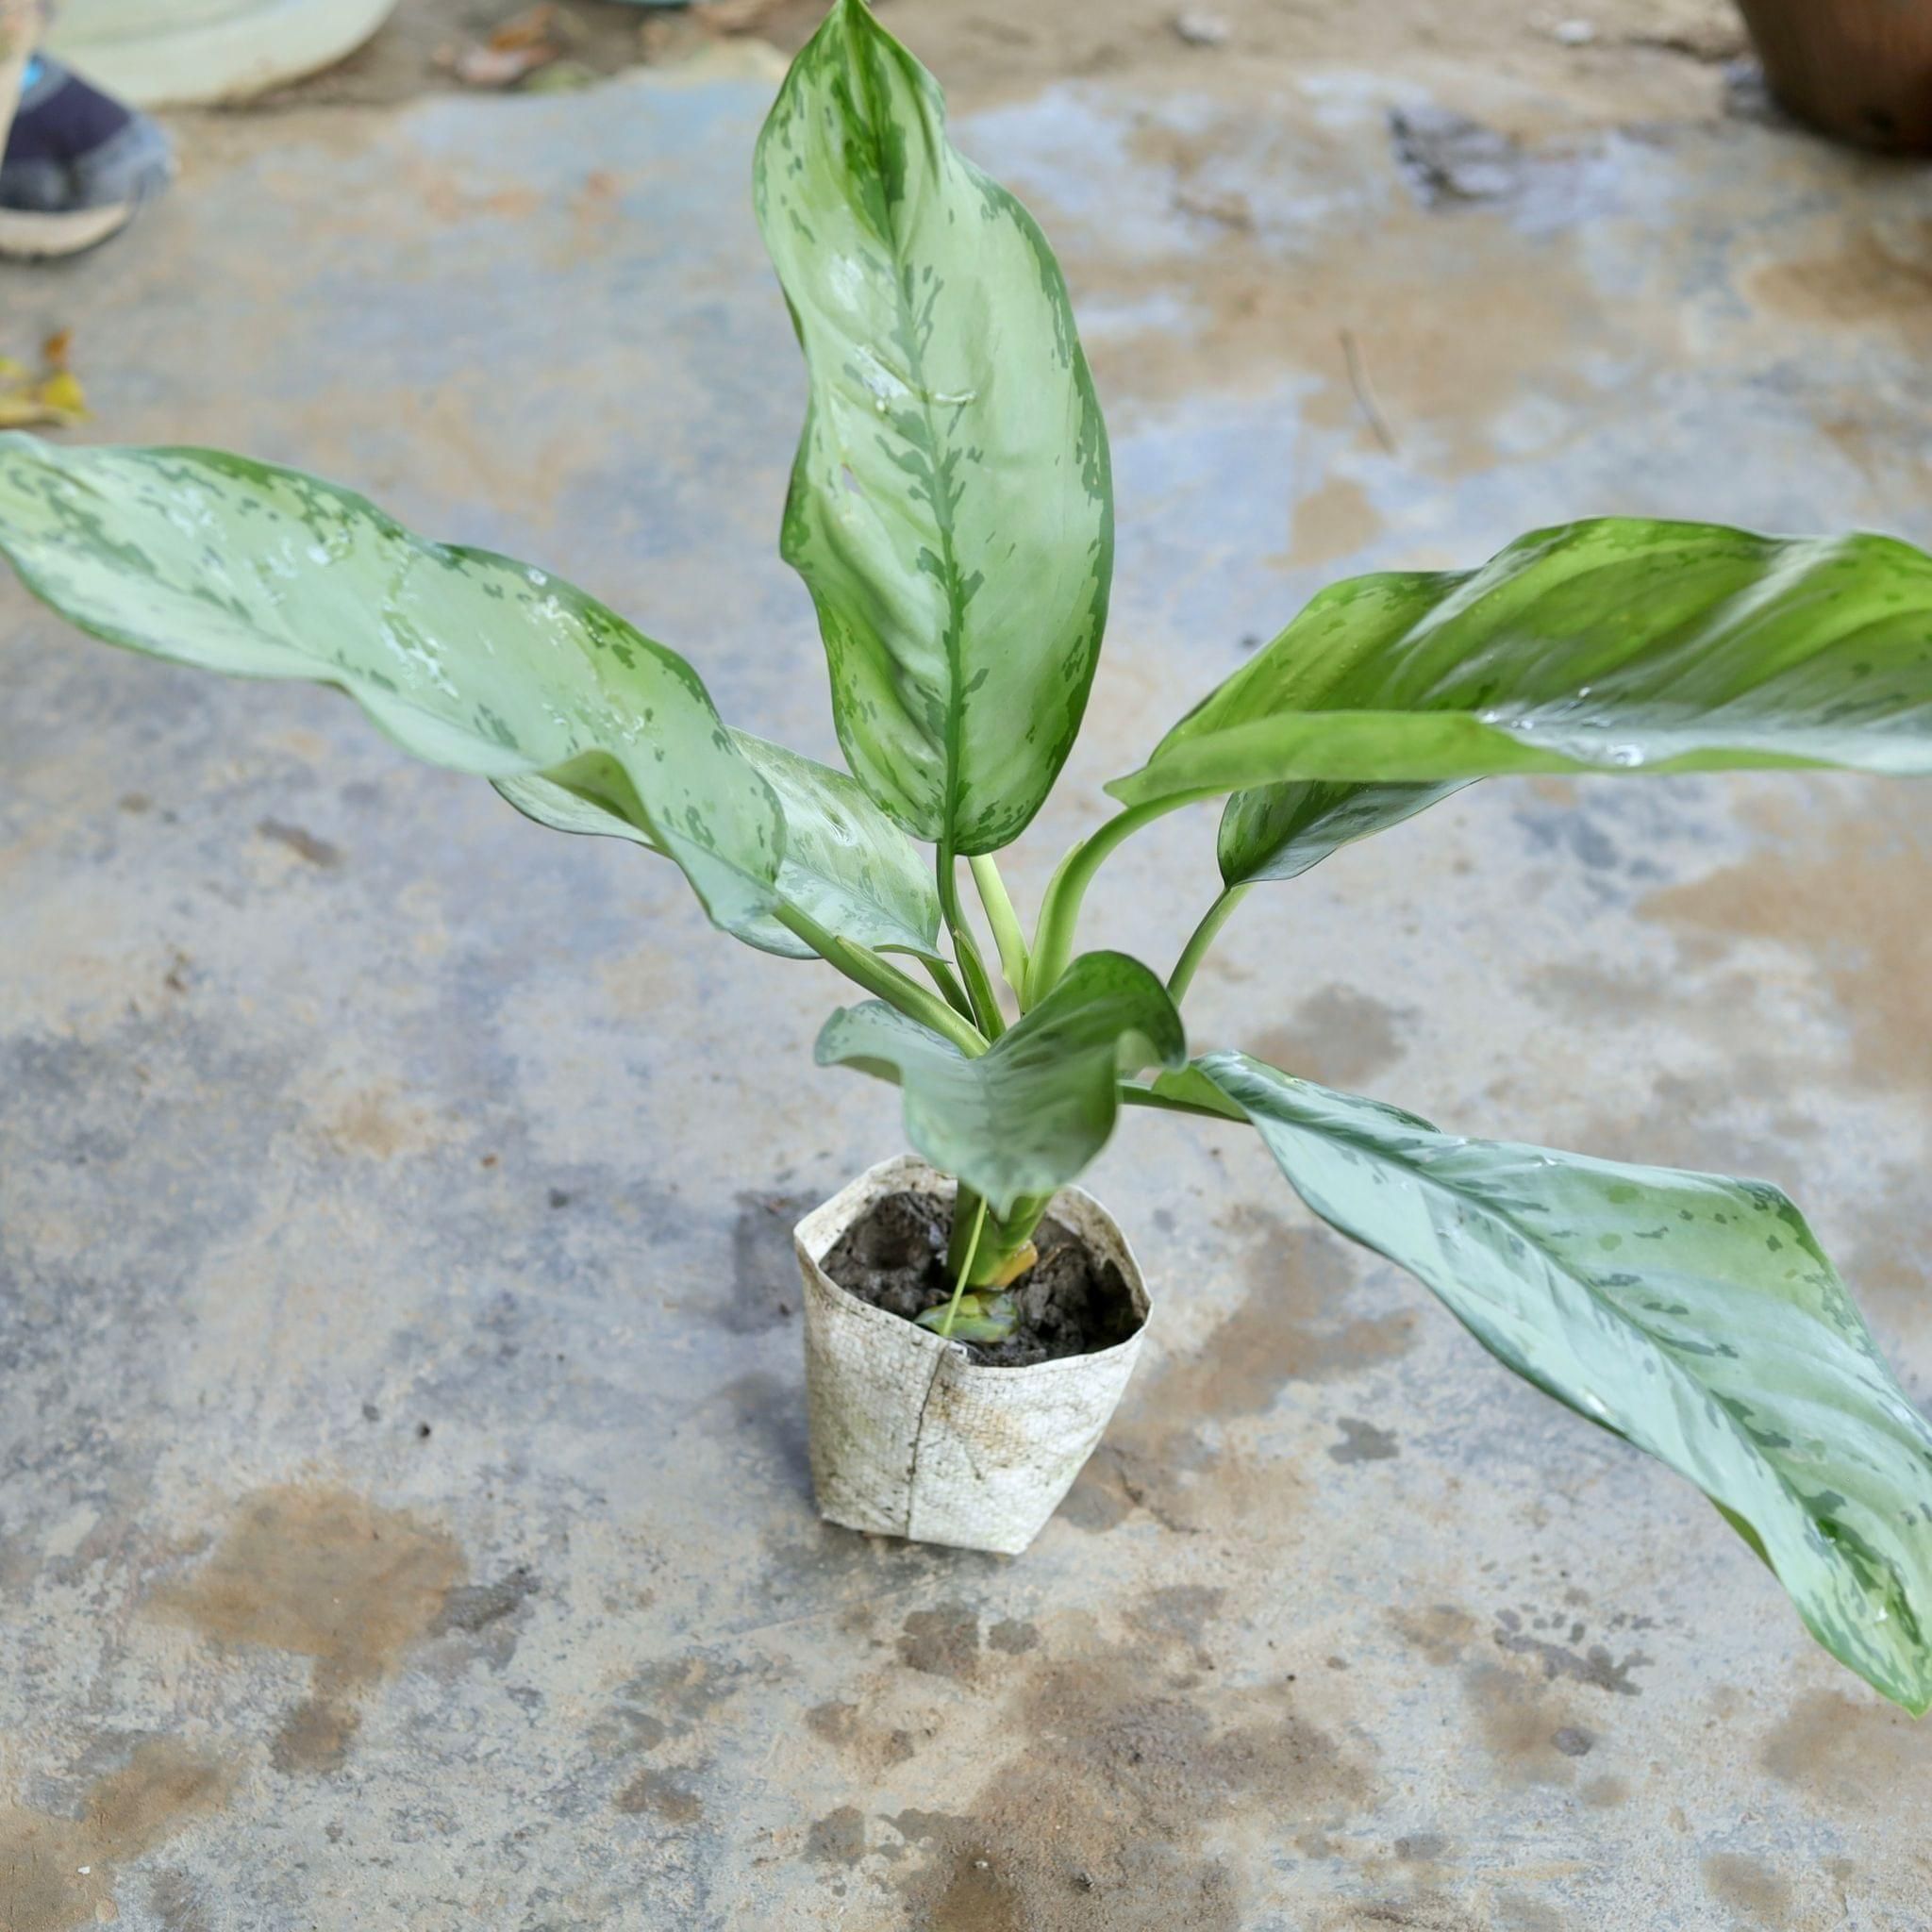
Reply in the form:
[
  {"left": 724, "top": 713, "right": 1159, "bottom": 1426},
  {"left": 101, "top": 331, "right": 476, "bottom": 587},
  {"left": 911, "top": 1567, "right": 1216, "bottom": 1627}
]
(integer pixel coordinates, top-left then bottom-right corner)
[{"left": 3, "top": 22, "right": 1931, "bottom": 1932}]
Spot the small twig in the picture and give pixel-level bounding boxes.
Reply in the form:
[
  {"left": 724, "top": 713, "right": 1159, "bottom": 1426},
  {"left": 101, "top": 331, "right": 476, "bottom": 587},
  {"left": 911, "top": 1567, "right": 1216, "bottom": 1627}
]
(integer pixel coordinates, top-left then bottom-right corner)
[
  {"left": 1340, "top": 326, "right": 1398, "bottom": 456},
  {"left": 938, "top": 1195, "right": 989, "bottom": 1339}
]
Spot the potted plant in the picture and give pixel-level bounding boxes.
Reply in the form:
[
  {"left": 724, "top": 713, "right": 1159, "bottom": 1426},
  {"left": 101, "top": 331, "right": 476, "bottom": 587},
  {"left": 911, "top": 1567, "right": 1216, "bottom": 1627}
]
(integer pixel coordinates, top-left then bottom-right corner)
[
  {"left": 3, "top": 0, "right": 1931, "bottom": 1711},
  {"left": 1734, "top": 0, "right": 1932, "bottom": 152}
]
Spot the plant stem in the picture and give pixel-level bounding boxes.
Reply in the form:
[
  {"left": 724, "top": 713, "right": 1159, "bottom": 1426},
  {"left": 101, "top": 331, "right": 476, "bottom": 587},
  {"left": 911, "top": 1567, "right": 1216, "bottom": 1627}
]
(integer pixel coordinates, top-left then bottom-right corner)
[
  {"left": 947, "top": 1181, "right": 985, "bottom": 1277},
  {"left": 1118, "top": 1080, "right": 1247, "bottom": 1122},
  {"left": 938, "top": 1192, "right": 989, "bottom": 1340},
  {"left": 774, "top": 903, "right": 988, "bottom": 1057},
  {"left": 938, "top": 843, "right": 1008, "bottom": 1040},
  {"left": 969, "top": 854, "right": 1030, "bottom": 994},
  {"left": 924, "top": 956, "right": 976, "bottom": 1024},
  {"left": 1168, "top": 884, "right": 1251, "bottom": 1002},
  {"left": 1025, "top": 791, "right": 1212, "bottom": 1006}
]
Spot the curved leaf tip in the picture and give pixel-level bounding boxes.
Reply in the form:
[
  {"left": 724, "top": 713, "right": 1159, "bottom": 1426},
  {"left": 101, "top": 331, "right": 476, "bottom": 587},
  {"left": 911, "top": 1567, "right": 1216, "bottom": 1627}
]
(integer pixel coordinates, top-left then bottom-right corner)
[
  {"left": 1108, "top": 516, "right": 1932, "bottom": 881},
  {"left": 0, "top": 434, "right": 939, "bottom": 964},
  {"left": 1198, "top": 1049, "right": 1932, "bottom": 1714}
]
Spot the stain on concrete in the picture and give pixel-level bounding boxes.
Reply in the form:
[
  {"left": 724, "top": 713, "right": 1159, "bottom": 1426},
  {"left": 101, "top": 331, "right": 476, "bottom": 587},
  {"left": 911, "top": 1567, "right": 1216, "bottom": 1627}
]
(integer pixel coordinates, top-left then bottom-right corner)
[
  {"left": 1493, "top": 1608, "right": 1648, "bottom": 1695},
  {"left": 594, "top": 1654, "right": 754, "bottom": 1767},
  {"left": 1526, "top": 958, "right": 1691, "bottom": 1032},
  {"left": 1391, "top": 105, "right": 1526, "bottom": 207},
  {"left": 269, "top": 1696, "right": 361, "bottom": 1776},
  {"left": 616, "top": 1767, "right": 705, "bottom": 1825},
  {"left": 1639, "top": 790, "right": 1932, "bottom": 1095},
  {"left": 433, "top": 1564, "right": 539, "bottom": 1639},
  {"left": 1492, "top": 1896, "right": 1566, "bottom": 1932},
  {"left": 803, "top": 1805, "right": 867, "bottom": 1867},
  {"left": 1759, "top": 1688, "right": 1930, "bottom": 1812},
  {"left": 1180, "top": 1219, "right": 1415, "bottom": 1416},
  {"left": 805, "top": 1700, "right": 854, "bottom": 1744},
  {"left": 1844, "top": 1163, "right": 1932, "bottom": 1329},
  {"left": 1125, "top": 1585, "right": 1226, "bottom": 1670},
  {"left": 1250, "top": 986, "right": 1411, "bottom": 1091},
  {"left": 257, "top": 818, "right": 343, "bottom": 868},
  {"left": 152, "top": 1486, "right": 463, "bottom": 1671},
  {"left": 885, "top": 1612, "right": 1374, "bottom": 1930},
  {"left": 1274, "top": 474, "right": 1385, "bottom": 572},
  {"left": 988, "top": 1619, "right": 1041, "bottom": 1656},
  {"left": 1311, "top": 1884, "right": 1491, "bottom": 1930},
  {"left": 145, "top": 1865, "right": 214, "bottom": 1932},
  {"left": 1058, "top": 1446, "right": 1141, "bottom": 1535},
  {"left": 1074, "top": 1220, "right": 1412, "bottom": 1532},
  {"left": 712, "top": 1369, "right": 812, "bottom": 1489},
  {"left": 1388, "top": 1605, "right": 1477, "bottom": 1668},
  {"left": 1513, "top": 794, "right": 1624, "bottom": 873},
  {"left": 1702, "top": 1850, "right": 1793, "bottom": 1928},
  {"left": 1080, "top": 108, "right": 1608, "bottom": 481},
  {"left": 724, "top": 1191, "right": 818, "bottom": 1332},
  {"left": 899, "top": 1603, "right": 982, "bottom": 1681},
  {"left": 149, "top": 1486, "right": 463, "bottom": 1778},
  {"left": 1752, "top": 221, "right": 1932, "bottom": 346},
  {"left": 1461, "top": 1661, "right": 1604, "bottom": 1788},
  {"left": 806, "top": 1700, "right": 917, "bottom": 1773},
  {"left": 318, "top": 1081, "right": 447, "bottom": 1160},
  {"left": 1392, "top": 1830, "right": 1450, "bottom": 1861},
  {"left": 888, "top": 1815, "right": 1025, "bottom": 1932},
  {"left": 0, "top": 1740, "right": 233, "bottom": 1932},
  {"left": 1329, "top": 1417, "right": 1399, "bottom": 1463}
]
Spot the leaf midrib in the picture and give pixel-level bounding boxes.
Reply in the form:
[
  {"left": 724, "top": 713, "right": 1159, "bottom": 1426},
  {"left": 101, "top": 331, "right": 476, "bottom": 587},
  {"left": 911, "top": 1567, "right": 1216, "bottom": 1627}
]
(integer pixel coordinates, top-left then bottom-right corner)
[{"left": 845, "top": 5, "right": 970, "bottom": 847}]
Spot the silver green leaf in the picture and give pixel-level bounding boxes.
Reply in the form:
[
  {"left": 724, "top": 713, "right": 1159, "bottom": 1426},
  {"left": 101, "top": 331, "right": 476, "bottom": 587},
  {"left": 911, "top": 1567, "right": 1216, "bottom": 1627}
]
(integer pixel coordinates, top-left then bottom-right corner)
[
  {"left": 1197, "top": 1050, "right": 1932, "bottom": 1714},
  {"left": 816, "top": 951, "right": 1185, "bottom": 1217},
  {"left": 498, "top": 731, "right": 942, "bottom": 961},
  {"left": 1098, "top": 518, "right": 1932, "bottom": 875},
  {"left": 755, "top": 0, "right": 1112, "bottom": 854},
  {"left": 0, "top": 436, "right": 794, "bottom": 931}
]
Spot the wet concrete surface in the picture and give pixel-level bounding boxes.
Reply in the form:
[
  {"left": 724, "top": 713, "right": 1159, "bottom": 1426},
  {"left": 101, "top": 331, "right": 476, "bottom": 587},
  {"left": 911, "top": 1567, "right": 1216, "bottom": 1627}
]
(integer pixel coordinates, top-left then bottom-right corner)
[{"left": 3, "top": 29, "right": 1931, "bottom": 1932}]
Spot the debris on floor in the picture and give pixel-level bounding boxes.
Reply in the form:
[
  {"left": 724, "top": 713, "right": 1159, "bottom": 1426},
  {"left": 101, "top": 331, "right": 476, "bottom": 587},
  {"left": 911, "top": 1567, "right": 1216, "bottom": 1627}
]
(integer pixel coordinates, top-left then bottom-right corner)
[
  {"left": 1388, "top": 104, "right": 1524, "bottom": 206},
  {"left": 697, "top": 0, "right": 802, "bottom": 36},
  {"left": 0, "top": 330, "right": 86, "bottom": 430},
  {"left": 444, "top": 3, "right": 573, "bottom": 88},
  {"left": 1173, "top": 9, "right": 1233, "bottom": 48}
]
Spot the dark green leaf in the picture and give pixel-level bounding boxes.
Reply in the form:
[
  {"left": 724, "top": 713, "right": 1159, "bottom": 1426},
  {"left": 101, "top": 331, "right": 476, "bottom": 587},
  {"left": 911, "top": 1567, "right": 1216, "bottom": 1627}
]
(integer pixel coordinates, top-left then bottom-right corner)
[
  {"left": 0, "top": 436, "right": 789, "bottom": 933},
  {"left": 816, "top": 951, "right": 1185, "bottom": 1216},
  {"left": 1218, "top": 777, "right": 1465, "bottom": 888},
  {"left": 755, "top": 0, "right": 1112, "bottom": 854},
  {"left": 1197, "top": 1050, "right": 1932, "bottom": 1713},
  {"left": 1100, "top": 519, "right": 1932, "bottom": 876}
]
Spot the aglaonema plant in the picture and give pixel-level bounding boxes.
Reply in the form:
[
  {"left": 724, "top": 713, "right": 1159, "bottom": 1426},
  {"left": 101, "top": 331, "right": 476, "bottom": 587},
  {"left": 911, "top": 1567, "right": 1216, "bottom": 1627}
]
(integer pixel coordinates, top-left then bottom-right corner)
[{"left": 2, "top": 0, "right": 1931, "bottom": 1706}]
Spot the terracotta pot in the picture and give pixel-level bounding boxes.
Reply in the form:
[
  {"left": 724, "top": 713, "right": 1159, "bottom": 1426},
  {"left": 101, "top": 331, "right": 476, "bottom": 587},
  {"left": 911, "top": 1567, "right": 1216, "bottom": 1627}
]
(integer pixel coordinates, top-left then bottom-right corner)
[
  {"left": 793, "top": 1154, "right": 1150, "bottom": 1555},
  {"left": 1735, "top": 0, "right": 1932, "bottom": 153}
]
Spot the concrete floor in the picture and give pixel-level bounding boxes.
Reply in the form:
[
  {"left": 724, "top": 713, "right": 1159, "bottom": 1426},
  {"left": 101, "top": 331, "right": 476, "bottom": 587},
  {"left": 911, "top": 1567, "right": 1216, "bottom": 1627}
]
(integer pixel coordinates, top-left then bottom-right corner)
[{"left": 3, "top": 23, "right": 1931, "bottom": 1932}]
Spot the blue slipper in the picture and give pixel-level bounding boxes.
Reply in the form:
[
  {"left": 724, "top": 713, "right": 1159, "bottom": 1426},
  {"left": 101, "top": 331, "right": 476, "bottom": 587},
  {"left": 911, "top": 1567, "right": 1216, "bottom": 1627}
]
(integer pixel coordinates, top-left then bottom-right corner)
[{"left": 1, "top": 55, "right": 173, "bottom": 258}]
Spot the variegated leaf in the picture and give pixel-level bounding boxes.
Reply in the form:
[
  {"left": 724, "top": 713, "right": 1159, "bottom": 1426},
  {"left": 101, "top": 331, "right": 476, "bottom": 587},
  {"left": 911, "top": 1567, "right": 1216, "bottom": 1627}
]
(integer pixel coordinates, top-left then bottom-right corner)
[
  {"left": 1096, "top": 518, "right": 1932, "bottom": 879},
  {"left": 816, "top": 952, "right": 1185, "bottom": 1216},
  {"left": 0, "top": 436, "right": 834, "bottom": 949},
  {"left": 755, "top": 0, "right": 1112, "bottom": 854},
  {"left": 1198, "top": 1050, "right": 1932, "bottom": 1714},
  {"left": 499, "top": 732, "right": 942, "bottom": 960}
]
